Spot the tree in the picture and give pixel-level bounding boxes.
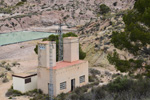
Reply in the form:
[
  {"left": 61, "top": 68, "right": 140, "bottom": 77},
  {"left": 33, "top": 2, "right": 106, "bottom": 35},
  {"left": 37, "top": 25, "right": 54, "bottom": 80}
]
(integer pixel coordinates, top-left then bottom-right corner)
[
  {"left": 109, "top": 0, "right": 150, "bottom": 76},
  {"left": 111, "top": 0, "right": 150, "bottom": 55}
]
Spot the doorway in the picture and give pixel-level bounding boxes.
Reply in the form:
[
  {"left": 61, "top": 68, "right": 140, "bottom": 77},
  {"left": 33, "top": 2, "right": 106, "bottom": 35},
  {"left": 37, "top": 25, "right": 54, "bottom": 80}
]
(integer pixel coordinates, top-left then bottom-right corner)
[{"left": 71, "top": 79, "right": 75, "bottom": 91}]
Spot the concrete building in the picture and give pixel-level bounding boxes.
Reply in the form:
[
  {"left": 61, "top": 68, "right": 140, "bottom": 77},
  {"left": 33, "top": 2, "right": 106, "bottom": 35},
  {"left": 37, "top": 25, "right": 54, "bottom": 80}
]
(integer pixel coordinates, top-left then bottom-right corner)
[
  {"left": 37, "top": 37, "right": 88, "bottom": 96},
  {"left": 12, "top": 70, "right": 37, "bottom": 93}
]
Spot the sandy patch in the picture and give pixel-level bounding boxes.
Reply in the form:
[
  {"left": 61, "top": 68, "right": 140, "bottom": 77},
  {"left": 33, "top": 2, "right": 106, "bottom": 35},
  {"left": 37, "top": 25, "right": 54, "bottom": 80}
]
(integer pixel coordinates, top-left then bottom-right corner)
[{"left": 0, "top": 81, "right": 12, "bottom": 100}]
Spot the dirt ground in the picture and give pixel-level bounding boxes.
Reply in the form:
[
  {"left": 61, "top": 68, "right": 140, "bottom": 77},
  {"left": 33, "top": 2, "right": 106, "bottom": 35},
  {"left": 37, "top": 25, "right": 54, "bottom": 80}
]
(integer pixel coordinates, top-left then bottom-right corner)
[
  {"left": 0, "top": 81, "right": 12, "bottom": 100},
  {"left": 0, "top": 40, "right": 39, "bottom": 71},
  {"left": 0, "top": 40, "right": 39, "bottom": 100}
]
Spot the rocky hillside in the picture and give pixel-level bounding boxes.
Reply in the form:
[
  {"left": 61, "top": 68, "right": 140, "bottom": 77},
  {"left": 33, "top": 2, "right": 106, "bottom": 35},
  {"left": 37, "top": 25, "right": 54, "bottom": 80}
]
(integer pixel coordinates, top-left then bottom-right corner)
[
  {"left": 0, "top": 0, "right": 135, "bottom": 33},
  {"left": 0, "top": 0, "right": 136, "bottom": 73}
]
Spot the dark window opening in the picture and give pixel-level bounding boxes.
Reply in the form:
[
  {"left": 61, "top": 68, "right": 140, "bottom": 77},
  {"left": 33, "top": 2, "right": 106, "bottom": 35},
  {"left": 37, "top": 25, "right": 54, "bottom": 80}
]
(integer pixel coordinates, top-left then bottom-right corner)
[
  {"left": 80, "top": 75, "right": 85, "bottom": 83},
  {"left": 60, "top": 81, "right": 66, "bottom": 90},
  {"left": 25, "top": 78, "right": 31, "bottom": 84}
]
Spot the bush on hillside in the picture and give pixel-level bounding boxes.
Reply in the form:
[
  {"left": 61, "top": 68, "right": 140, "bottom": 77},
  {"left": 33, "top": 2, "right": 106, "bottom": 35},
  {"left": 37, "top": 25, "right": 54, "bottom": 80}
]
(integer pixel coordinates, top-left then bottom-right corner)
[
  {"left": 54, "top": 77, "right": 150, "bottom": 100},
  {"left": 100, "top": 4, "right": 111, "bottom": 14},
  {"left": 16, "top": 2, "right": 24, "bottom": 6}
]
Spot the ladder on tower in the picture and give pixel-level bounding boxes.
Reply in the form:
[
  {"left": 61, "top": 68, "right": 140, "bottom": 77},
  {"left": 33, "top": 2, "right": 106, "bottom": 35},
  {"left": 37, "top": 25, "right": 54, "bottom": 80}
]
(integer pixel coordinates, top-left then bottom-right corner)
[
  {"left": 48, "top": 20, "right": 64, "bottom": 100},
  {"left": 49, "top": 42, "right": 54, "bottom": 100}
]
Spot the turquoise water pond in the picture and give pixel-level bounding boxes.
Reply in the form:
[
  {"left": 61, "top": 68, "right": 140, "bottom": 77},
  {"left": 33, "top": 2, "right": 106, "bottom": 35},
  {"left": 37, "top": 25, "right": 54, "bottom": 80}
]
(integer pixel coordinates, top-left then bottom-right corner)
[{"left": 0, "top": 31, "right": 54, "bottom": 46}]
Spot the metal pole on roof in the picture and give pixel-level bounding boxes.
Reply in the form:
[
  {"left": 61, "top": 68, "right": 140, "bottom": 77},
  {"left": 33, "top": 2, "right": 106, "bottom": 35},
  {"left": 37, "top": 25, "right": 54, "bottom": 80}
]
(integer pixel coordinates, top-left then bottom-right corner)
[
  {"left": 58, "top": 20, "right": 63, "bottom": 61},
  {"left": 49, "top": 42, "right": 54, "bottom": 100},
  {"left": 48, "top": 20, "right": 64, "bottom": 100}
]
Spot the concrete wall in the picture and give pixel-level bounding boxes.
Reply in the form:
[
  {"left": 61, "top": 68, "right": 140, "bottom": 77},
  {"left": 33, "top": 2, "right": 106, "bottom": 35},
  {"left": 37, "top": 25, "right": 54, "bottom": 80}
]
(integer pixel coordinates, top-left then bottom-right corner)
[
  {"left": 63, "top": 37, "right": 79, "bottom": 62},
  {"left": 13, "top": 77, "right": 25, "bottom": 92},
  {"left": 24, "top": 76, "right": 37, "bottom": 92},
  {"left": 37, "top": 67, "right": 56, "bottom": 95},
  {"left": 37, "top": 61, "right": 88, "bottom": 96},
  {"left": 13, "top": 76, "right": 37, "bottom": 93},
  {"left": 55, "top": 61, "right": 88, "bottom": 95},
  {"left": 38, "top": 41, "right": 56, "bottom": 68},
  {"left": 49, "top": 41, "right": 56, "bottom": 67},
  {"left": 38, "top": 43, "right": 49, "bottom": 68}
]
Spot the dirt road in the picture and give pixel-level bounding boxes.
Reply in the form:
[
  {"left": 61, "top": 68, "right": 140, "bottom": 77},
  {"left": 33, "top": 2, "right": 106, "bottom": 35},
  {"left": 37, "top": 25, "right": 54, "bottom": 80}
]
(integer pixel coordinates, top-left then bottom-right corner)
[{"left": 0, "top": 81, "right": 12, "bottom": 100}]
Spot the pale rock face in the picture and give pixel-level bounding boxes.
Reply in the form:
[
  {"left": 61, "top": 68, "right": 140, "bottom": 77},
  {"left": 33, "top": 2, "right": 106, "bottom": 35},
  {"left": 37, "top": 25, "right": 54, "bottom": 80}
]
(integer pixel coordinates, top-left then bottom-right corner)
[
  {"left": 2, "top": 0, "right": 135, "bottom": 8},
  {"left": 95, "top": 0, "right": 135, "bottom": 9},
  {"left": 0, "top": 0, "right": 135, "bottom": 33}
]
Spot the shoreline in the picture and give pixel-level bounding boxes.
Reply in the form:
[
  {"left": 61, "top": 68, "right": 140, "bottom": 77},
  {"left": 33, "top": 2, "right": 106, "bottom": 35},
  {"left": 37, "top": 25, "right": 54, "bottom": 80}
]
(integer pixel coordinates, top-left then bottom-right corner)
[{"left": 0, "top": 26, "right": 77, "bottom": 34}]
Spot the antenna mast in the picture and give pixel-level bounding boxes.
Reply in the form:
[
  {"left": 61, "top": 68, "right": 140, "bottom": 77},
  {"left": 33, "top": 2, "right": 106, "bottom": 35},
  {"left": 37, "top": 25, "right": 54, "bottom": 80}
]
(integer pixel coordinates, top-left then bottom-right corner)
[
  {"left": 58, "top": 20, "right": 63, "bottom": 61},
  {"left": 48, "top": 20, "right": 63, "bottom": 100}
]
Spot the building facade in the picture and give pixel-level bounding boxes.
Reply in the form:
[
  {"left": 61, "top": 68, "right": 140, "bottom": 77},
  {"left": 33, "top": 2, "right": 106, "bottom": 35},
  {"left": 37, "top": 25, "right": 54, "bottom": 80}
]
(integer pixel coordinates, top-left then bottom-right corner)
[
  {"left": 37, "top": 37, "right": 89, "bottom": 96},
  {"left": 12, "top": 70, "right": 37, "bottom": 93}
]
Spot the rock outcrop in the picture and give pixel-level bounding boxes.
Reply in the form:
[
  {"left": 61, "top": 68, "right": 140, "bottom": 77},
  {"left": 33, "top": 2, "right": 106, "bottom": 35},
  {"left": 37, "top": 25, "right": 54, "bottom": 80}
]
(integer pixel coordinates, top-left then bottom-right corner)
[{"left": 0, "top": 0, "right": 135, "bottom": 33}]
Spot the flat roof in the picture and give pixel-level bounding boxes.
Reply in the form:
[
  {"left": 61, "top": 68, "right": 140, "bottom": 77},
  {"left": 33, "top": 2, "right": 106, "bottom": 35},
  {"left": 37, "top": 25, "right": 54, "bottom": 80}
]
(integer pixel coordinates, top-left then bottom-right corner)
[
  {"left": 38, "top": 41, "right": 49, "bottom": 44},
  {"left": 52, "top": 60, "right": 85, "bottom": 69},
  {"left": 12, "top": 70, "right": 37, "bottom": 78},
  {"left": 64, "top": 37, "right": 78, "bottom": 39},
  {"left": 38, "top": 41, "right": 56, "bottom": 45}
]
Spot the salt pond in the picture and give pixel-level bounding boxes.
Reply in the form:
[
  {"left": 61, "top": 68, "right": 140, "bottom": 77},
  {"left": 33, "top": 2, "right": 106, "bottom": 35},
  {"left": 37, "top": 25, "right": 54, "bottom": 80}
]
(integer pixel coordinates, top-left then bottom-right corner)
[{"left": 0, "top": 31, "right": 54, "bottom": 46}]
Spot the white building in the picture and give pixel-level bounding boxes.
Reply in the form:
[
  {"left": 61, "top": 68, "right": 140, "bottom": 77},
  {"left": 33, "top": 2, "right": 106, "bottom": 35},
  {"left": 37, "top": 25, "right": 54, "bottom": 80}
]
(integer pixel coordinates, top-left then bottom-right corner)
[
  {"left": 12, "top": 37, "right": 89, "bottom": 96},
  {"left": 12, "top": 70, "right": 37, "bottom": 93}
]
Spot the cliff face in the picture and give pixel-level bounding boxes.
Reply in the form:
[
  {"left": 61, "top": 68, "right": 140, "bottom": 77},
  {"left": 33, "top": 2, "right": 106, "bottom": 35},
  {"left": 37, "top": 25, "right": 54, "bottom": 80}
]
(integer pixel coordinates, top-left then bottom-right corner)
[
  {"left": 0, "top": 0, "right": 135, "bottom": 33},
  {"left": 2, "top": 0, "right": 135, "bottom": 9}
]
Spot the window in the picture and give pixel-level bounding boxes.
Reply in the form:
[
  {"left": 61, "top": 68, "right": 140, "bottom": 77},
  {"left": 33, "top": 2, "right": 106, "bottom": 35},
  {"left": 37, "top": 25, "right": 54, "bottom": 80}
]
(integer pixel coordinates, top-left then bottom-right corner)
[
  {"left": 39, "top": 45, "right": 45, "bottom": 50},
  {"left": 25, "top": 78, "right": 31, "bottom": 84},
  {"left": 60, "top": 82, "right": 66, "bottom": 90},
  {"left": 80, "top": 75, "right": 85, "bottom": 83}
]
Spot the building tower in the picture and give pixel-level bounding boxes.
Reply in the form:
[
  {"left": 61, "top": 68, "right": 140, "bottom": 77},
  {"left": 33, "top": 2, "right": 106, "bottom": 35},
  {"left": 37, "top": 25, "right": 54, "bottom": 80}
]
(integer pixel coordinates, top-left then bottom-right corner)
[
  {"left": 63, "top": 37, "right": 79, "bottom": 62},
  {"left": 38, "top": 41, "right": 56, "bottom": 100},
  {"left": 38, "top": 41, "right": 56, "bottom": 67}
]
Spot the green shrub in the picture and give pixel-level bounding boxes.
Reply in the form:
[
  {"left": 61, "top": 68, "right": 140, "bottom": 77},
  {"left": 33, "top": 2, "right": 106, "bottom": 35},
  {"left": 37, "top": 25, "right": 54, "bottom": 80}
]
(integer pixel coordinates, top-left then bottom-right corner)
[
  {"left": 0, "top": 73, "right": 5, "bottom": 78},
  {"left": 16, "top": 2, "right": 24, "bottom": 6},
  {"left": 89, "top": 68, "right": 101, "bottom": 76},
  {"left": 0, "top": 8, "right": 12, "bottom": 14},
  {"left": 74, "top": 86, "right": 88, "bottom": 95},
  {"left": 1, "top": 61, "right": 6, "bottom": 65},
  {"left": 93, "top": 87, "right": 106, "bottom": 99},
  {"left": 30, "top": 94, "right": 49, "bottom": 100},
  {"left": 89, "top": 75, "right": 96, "bottom": 82},
  {"left": 8, "top": 97, "right": 12, "bottom": 99},
  {"left": 12, "top": 62, "right": 19, "bottom": 66},
  {"left": 107, "top": 51, "right": 144, "bottom": 74},
  {"left": 53, "top": 77, "right": 150, "bottom": 100},
  {"left": 79, "top": 44, "right": 86, "bottom": 59},
  {"left": 3, "top": 77, "right": 9, "bottom": 83},
  {"left": 110, "top": 0, "right": 150, "bottom": 56},
  {"left": 70, "top": 93, "right": 79, "bottom": 100},
  {"left": 24, "top": 89, "right": 38, "bottom": 96},
  {"left": 107, "top": 77, "right": 133, "bottom": 92},
  {"left": 100, "top": 4, "right": 111, "bottom": 14},
  {"left": 56, "top": 93, "right": 67, "bottom": 100},
  {"left": 6, "top": 88, "right": 23, "bottom": 97}
]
